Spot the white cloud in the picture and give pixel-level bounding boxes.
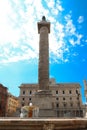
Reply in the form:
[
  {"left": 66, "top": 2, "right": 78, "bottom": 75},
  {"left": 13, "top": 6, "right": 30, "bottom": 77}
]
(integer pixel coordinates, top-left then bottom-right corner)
[
  {"left": 65, "top": 14, "right": 83, "bottom": 46},
  {"left": 75, "top": 34, "right": 83, "bottom": 45},
  {"left": 47, "top": 0, "right": 55, "bottom": 8},
  {"left": 65, "top": 15, "right": 76, "bottom": 35},
  {"left": 78, "top": 16, "right": 84, "bottom": 23},
  {"left": 0, "top": 46, "right": 38, "bottom": 64},
  {"left": 44, "top": 0, "right": 63, "bottom": 15},
  {"left": 0, "top": 0, "right": 84, "bottom": 64},
  {"left": 72, "top": 52, "right": 78, "bottom": 56},
  {"left": 69, "top": 39, "right": 75, "bottom": 46},
  {"left": 69, "top": 34, "right": 83, "bottom": 46},
  {"left": 64, "top": 59, "right": 69, "bottom": 63}
]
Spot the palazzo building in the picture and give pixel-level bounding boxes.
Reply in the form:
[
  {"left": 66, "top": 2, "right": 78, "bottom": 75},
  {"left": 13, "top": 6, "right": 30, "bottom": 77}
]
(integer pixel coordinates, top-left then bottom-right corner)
[
  {"left": 0, "top": 84, "right": 8, "bottom": 117},
  {"left": 19, "top": 16, "right": 84, "bottom": 117},
  {"left": 6, "top": 93, "right": 19, "bottom": 117},
  {"left": 19, "top": 78, "right": 84, "bottom": 117}
]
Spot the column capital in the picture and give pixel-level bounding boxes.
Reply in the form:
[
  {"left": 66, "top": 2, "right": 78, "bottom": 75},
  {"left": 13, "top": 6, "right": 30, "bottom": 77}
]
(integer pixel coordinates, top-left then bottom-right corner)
[{"left": 37, "top": 17, "right": 50, "bottom": 33}]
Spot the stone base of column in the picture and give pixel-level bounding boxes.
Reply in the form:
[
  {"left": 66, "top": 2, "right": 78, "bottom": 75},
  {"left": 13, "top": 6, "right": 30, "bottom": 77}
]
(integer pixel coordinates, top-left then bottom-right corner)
[
  {"left": 33, "top": 90, "right": 56, "bottom": 117},
  {"left": 39, "top": 109, "right": 56, "bottom": 117}
]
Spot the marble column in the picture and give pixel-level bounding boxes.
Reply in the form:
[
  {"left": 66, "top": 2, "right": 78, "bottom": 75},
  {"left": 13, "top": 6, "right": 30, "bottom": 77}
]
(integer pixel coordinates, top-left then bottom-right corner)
[{"left": 38, "top": 16, "right": 50, "bottom": 90}]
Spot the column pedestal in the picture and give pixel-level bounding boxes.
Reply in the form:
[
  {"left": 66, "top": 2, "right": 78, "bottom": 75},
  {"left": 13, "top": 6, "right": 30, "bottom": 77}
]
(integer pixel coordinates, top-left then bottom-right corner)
[{"left": 33, "top": 90, "right": 56, "bottom": 117}]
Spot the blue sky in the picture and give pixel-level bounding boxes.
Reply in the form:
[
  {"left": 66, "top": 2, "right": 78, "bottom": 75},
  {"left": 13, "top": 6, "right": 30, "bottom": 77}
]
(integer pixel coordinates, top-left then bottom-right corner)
[{"left": 0, "top": 0, "right": 87, "bottom": 103}]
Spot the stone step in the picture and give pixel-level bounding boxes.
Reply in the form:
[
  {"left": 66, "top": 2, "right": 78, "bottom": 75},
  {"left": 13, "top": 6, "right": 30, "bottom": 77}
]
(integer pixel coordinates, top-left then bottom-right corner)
[
  {"left": 0, "top": 126, "right": 42, "bottom": 130},
  {"left": 0, "top": 118, "right": 87, "bottom": 130}
]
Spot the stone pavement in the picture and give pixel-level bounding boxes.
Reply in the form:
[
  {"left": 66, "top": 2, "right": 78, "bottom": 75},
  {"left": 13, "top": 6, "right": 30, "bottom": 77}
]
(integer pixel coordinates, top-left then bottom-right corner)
[{"left": 0, "top": 118, "right": 87, "bottom": 130}]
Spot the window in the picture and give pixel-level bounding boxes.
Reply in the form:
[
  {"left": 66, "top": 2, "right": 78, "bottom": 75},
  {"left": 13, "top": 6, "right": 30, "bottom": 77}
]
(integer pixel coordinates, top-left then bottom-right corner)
[
  {"left": 69, "top": 90, "right": 72, "bottom": 94},
  {"left": 63, "top": 97, "right": 65, "bottom": 100},
  {"left": 30, "top": 90, "right": 32, "bottom": 95},
  {"left": 23, "top": 91, "right": 25, "bottom": 95},
  {"left": 76, "top": 90, "right": 78, "bottom": 94},
  {"left": 56, "top": 90, "right": 58, "bottom": 94},
  {"left": 56, "top": 97, "right": 59, "bottom": 100},
  {"left": 29, "top": 98, "right": 31, "bottom": 101},
  {"left": 22, "top": 98, "right": 25, "bottom": 101},
  {"left": 63, "top": 90, "right": 65, "bottom": 94},
  {"left": 56, "top": 103, "right": 59, "bottom": 108}
]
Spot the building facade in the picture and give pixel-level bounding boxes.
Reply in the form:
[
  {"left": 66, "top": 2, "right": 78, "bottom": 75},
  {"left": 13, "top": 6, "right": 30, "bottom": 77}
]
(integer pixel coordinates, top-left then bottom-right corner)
[
  {"left": 19, "top": 78, "right": 84, "bottom": 117},
  {"left": 49, "top": 79, "right": 84, "bottom": 117},
  {"left": 19, "top": 84, "right": 39, "bottom": 107},
  {"left": 0, "top": 84, "right": 8, "bottom": 117},
  {"left": 7, "top": 93, "right": 19, "bottom": 117}
]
